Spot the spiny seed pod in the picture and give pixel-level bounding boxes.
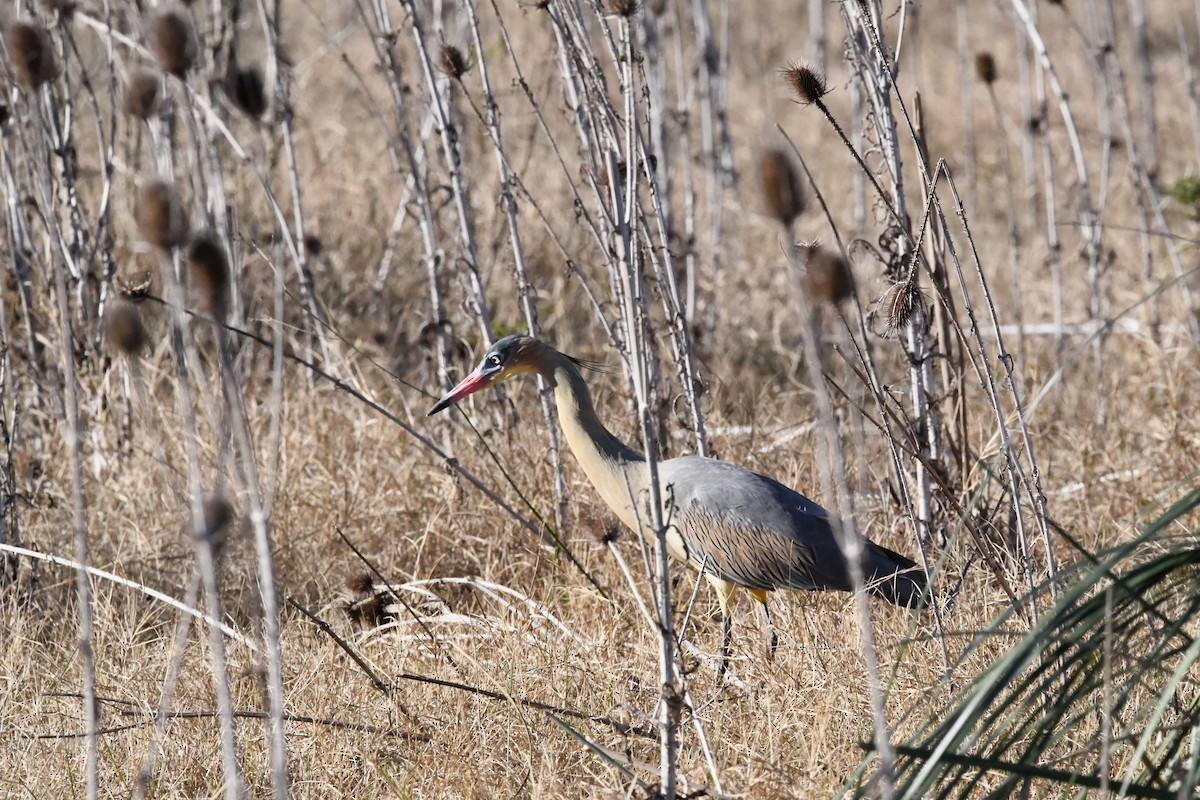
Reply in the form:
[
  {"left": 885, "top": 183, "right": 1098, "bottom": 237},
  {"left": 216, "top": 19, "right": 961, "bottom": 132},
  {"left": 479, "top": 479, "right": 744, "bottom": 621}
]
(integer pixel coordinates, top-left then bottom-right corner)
[
  {"left": 974, "top": 52, "right": 997, "bottom": 85},
  {"left": 104, "top": 299, "right": 149, "bottom": 355},
  {"left": 6, "top": 22, "right": 59, "bottom": 88},
  {"left": 602, "top": 0, "right": 639, "bottom": 16},
  {"left": 345, "top": 571, "right": 374, "bottom": 595},
  {"left": 879, "top": 278, "right": 924, "bottom": 335},
  {"left": 150, "top": 6, "right": 198, "bottom": 77},
  {"left": 759, "top": 149, "right": 805, "bottom": 228},
  {"left": 226, "top": 65, "right": 267, "bottom": 118},
  {"left": 197, "top": 495, "right": 236, "bottom": 554},
  {"left": 187, "top": 233, "right": 230, "bottom": 320},
  {"left": 438, "top": 44, "right": 470, "bottom": 79},
  {"left": 799, "top": 244, "right": 855, "bottom": 305},
  {"left": 41, "top": 0, "right": 77, "bottom": 21},
  {"left": 781, "top": 62, "right": 827, "bottom": 106},
  {"left": 138, "top": 180, "right": 189, "bottom": 249},
  {"left": 124, "top": 69, "right": 162, "bottom": 119}
]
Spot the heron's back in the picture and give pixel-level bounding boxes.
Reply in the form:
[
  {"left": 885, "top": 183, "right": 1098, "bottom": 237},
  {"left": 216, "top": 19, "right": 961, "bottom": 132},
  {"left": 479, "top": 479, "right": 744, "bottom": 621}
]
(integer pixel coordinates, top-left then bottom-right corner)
[{"left": 658, "top": 456, "right": 925, "bottom": 605}]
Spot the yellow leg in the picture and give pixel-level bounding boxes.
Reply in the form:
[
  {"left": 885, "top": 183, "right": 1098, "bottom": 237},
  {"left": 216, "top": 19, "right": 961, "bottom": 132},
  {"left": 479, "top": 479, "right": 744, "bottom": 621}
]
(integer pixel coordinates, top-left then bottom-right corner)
[
  {"left": 748, "top": 589, "right": 778, "bottom": 661},
  {"left": 705, "top": 574, "right": 737, "bottom": 680}
]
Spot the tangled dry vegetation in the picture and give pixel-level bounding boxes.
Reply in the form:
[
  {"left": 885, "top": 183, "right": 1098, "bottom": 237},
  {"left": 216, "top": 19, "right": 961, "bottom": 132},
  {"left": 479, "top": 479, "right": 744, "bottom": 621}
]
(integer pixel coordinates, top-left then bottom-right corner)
[{"left": 2, "top": 0, "right": 1199, "bottom": 797}]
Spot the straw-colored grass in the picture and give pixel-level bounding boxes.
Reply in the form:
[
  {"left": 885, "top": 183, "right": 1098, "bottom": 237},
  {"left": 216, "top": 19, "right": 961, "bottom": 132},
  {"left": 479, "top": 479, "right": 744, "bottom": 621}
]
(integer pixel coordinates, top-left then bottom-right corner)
[{"left": 2, "top": 0, "right": 1199, "bottom": 797}]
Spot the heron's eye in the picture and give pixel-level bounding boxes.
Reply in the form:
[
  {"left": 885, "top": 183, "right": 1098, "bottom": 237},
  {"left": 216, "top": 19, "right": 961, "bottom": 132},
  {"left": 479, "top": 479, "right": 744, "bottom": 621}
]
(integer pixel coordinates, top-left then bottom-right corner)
[{"left": 487, "top": 353, "right": 502, "bottom": 368}]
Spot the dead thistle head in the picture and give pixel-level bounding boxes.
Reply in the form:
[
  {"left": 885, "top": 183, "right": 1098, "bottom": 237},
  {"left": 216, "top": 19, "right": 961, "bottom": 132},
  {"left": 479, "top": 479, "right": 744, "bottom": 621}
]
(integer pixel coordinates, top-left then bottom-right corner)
[
  {"left": 974, "top": 52, "right": 997, "bottom": 85},
  {"left": 149, "top": 6, "right": 198, "bottom": 77},
  {"left": 225, "top": 65, "right": 267, "bottom": 117},
  {"left": 781, "top": 62, "right": 827, "bottom": 106},
  {"left": 104, "top": 299, "right": 149, "bottom": 355},
  {"left": 438, "top": 44, "right": 470, "bottom": 79},
  {"left": 602, "top": 0, "right": 639, "bottom": 16},
  {"left": 138, "top": 179, "right": 189, "bottom": 249},
  {"left": 187, "top": 233, "right": 230, "bottom": 320},
  {"left": 124, "top": 69, "right": 162, "bottom": 119},
  {"left": 345, "top": 571, "right": 374, "bottom": 595},
  {"left": 759, "top": 149, "right": 805, "bottom": 228},
  {"left": 797, "top": 243, "right": 855, "bottom": 306},
  {"left": 878, "top": 277, "right": 925, "bottom": 335},
  {"left": 6, "top": 22, "right": 59, "bottom": 88}
]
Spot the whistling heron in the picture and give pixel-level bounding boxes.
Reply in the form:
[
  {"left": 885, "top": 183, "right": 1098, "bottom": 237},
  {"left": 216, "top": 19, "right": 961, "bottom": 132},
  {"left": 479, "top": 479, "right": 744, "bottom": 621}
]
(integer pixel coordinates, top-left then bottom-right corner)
[{"left": 428, "top": 335, "right": 927, "bottom": 671}]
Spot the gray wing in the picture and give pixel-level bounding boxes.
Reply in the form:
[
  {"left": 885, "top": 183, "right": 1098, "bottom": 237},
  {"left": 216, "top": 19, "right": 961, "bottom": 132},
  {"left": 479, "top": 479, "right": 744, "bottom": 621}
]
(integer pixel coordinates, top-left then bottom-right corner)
[{"left": 657, "top": 456, "right": 854, "bottom": 592}]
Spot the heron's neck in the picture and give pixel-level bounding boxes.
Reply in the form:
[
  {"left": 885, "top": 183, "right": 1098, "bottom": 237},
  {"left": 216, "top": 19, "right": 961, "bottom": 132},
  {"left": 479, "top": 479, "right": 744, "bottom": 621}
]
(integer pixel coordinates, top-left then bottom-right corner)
[{"left": 544, "top": 355, "right": 647, "bottom": 529}]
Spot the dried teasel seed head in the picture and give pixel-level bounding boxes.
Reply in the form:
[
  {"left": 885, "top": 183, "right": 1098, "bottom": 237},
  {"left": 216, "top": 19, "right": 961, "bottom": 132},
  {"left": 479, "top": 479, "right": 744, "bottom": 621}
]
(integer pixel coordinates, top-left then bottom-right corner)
[
  {"left": 602, "top": 0, "right": 639, "bottom": 16},
  {"left": 225, "top": 65, "right": 267, "bottom": 118},
  {"left": 104, "top": 299, "right": 149, "bottom": 355},
  {"left": 595, "top": 521, "right": 621, "bottom": 545},
  {"left": 6, "top": 22, "right": 59, "bottom": 88},
  {"left": 345, "top": 571, "right": 374, "bottom": 595},
  {"left": 438, "top": 44, "right": 470, "bottom": 79},
  {"left": 187, "top": 233, "right": 230, "bottom": 320},
  {"left": 878, "top": 278, "right": 925, "bottom": 335},
  {"left": 124, "top": 69, "right": 162, "bottom": 119},
  {"left": 138, "top": 179, "right": 189, "bottom": 249},
  {"left": 797, "top": 243, "right": 855, "bottom": 305},
  {"left": 149, "top": 6, "right": 198, "bottom": 77},
  {"left": 193, "top": 495, "right": 236, "bottom": 555},
  {"left": 40, "top": 0, "right": 77, "bottom": 21},
  {"left": 303, "top": 234, "right": 323, "bottom": 256},
  {"left": 974, "top": 52, "right": 997, "bottom": 85},
  {"left": 202, "top": 496, "right": 235, "bottom": 537},
  {"left": 781, "top": 62, "right": 827, "bottom": 106},
  {"left": 759, "top": 149, "right": 805, "bottom": 228}
]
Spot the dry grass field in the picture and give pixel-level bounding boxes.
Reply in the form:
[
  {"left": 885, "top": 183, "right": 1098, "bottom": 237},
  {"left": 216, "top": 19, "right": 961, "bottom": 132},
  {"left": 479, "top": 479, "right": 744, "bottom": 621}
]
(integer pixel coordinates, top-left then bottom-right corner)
[{"left": 2, "top": 0, "right": 1199, "bottom": 797}]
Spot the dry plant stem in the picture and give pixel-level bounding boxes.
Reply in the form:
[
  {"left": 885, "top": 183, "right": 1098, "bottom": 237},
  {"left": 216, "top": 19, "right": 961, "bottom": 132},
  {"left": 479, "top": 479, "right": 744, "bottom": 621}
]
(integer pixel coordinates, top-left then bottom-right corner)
[
  {"left": 257, "top": 0, "right": 326, "bottom": 378},
  {"left": 691, "top": 0, "right": 733, "bottom": 333},
  {"left": 400, "top": 0, "right": 494, "bottom": 347},
  {"left": 935, "top": 166, "right": 1057, "bottom": 596},
  {"left": 31, "top": 81, "right": 99, "bottom": 797},
  {"left": 1126, "top": 0, "right": 1156, "bottom": 175},
  {"left": 842, "top": 1, "right": 938, "bottom": 562},
  {"left": 1176, "top": 6, "right": 1200, "bottom": 170},
  {"left": 610, "top": 15, "right": 678, "bottom": 792},
  {"left": 354, "top": 0, "right": 453, "bottom": 389},
  {"left": 1009, "top": 0, "right": 1104, "bottom": 362},
  {"left": 161, "top": 262, "right": 244, "bottom": 800},
  {"left": 791, "top": 264, "right": 896, "bottom": 797},
  {"left": 133, "top": 566, "right": 202, "bottom": 799},
  {"left": 0, "top": 543, "right": 255, "bottom": 648},
  {"left": 150, "top": 296, "right": 575, "bottom": 563},
  {"left": 216, "top": 329, "right": 289, "bottom": 797},
  {"left": 983, "top": 83, "right": 1027, "bottom": 364},
  {"left": 463, "top": 4, "right": 567, "bottom": 533},
  {"left": 955, "top": 0, "right": 976, "bottom": 215}
]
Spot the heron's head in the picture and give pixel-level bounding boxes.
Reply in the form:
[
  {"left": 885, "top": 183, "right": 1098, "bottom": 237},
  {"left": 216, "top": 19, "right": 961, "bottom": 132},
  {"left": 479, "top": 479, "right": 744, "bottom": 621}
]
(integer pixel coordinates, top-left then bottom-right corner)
[{"left": 427, "top": 334, "right": 544, "bottom": 416}]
